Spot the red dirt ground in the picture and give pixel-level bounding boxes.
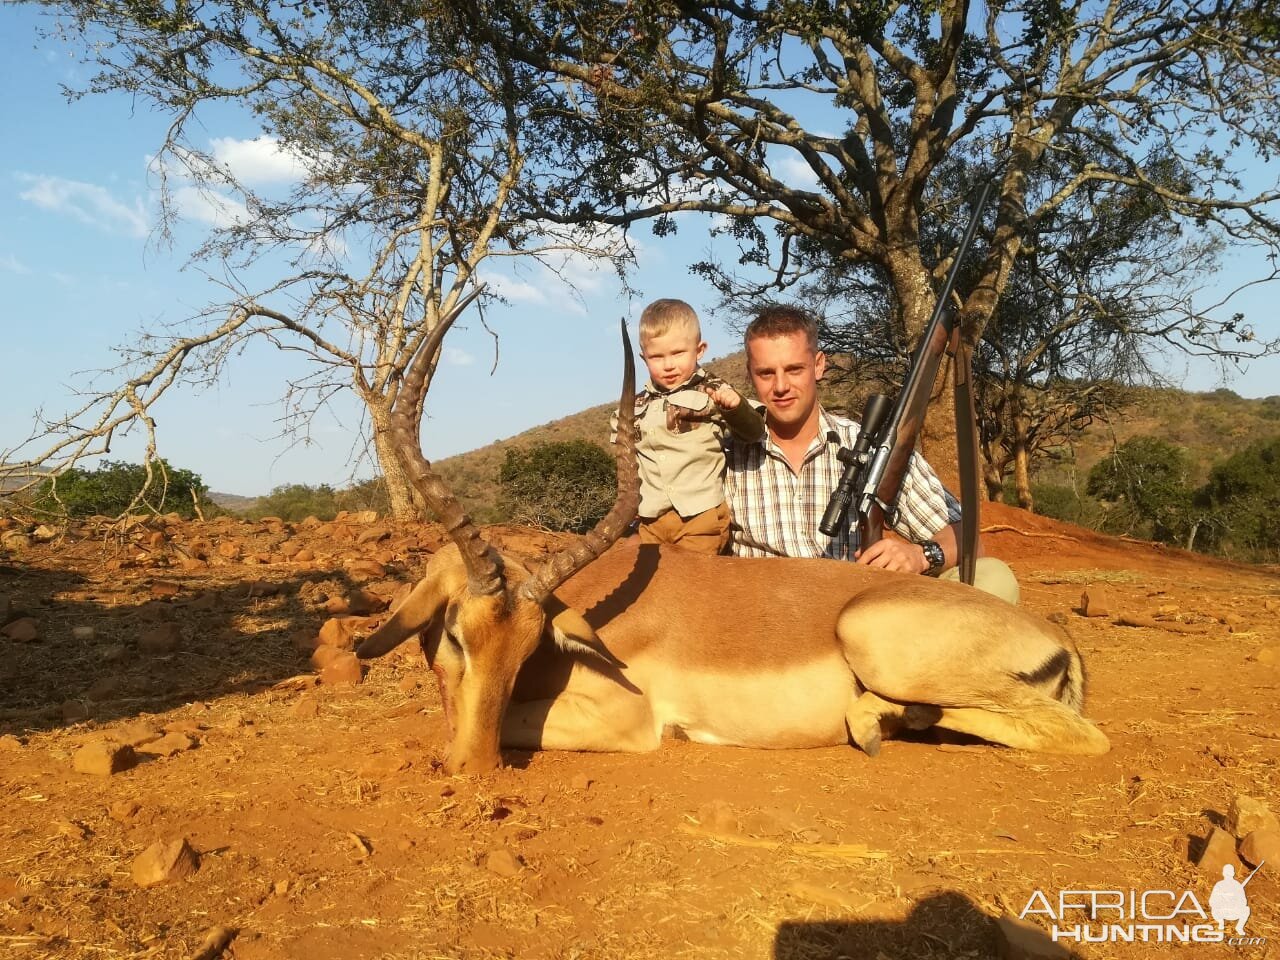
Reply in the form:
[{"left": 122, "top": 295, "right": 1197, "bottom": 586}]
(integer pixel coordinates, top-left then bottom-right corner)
[{"left": 1, "top": 503, "right": 1277, "bottom": 959}]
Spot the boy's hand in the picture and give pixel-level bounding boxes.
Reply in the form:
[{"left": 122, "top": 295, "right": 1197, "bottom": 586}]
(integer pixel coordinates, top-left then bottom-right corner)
[{"left": 703, "top": 382, "right": 743, "bottom": 410}]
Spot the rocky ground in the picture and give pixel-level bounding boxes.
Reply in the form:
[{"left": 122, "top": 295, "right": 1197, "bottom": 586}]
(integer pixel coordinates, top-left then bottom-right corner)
[{"left": 0, "top": 504, "right": 1277, "bottom": 959}]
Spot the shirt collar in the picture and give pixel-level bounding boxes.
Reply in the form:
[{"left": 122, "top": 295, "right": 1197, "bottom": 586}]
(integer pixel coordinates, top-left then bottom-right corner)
[{"left": 642, "top": 366, "right": 711, "bottom": 398}]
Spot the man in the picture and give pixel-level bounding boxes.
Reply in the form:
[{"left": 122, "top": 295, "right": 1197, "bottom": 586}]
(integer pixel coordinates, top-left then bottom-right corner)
[{"left": 723, "top": 304, "right": 1019, "bottom": 603}]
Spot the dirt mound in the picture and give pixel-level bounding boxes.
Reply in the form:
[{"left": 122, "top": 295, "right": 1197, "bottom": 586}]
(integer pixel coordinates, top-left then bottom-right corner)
[{"left": 1, "top": 508, "right": 1276, "bottom": 958}]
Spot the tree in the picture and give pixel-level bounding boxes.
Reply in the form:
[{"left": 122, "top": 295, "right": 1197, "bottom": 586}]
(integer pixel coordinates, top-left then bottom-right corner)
[
  {"left": 1086, "top": 437, "right": 1197, "bottom": 545},
  {"left": 4, "top": 0, "right": 629, "bottom": 518},
  {"left": 498, "top": 440, "right": 617, "bottom": 532},
  {"left": 469, "top": 0, "right": 1280, "bottom": 463},
  {"left": 33, "top": 459, "right": 210, "bottom": 519},
  {"left": 1194, "top": 436, "right": 1280, "bottom": 561}
]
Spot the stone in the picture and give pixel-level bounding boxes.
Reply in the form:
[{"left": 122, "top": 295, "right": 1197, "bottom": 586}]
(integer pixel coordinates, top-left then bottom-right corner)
[
  {"left": 61, "top": 700, "right": 91, "bottom": 724},
  {"left": 309, "top": 645, "right": 347, "bottom": 670},
  {"left": 348, "top": 559, "right": 387, "bottom": 580},
  {"left": 1239, "top": 829, "right": 1279, "bottom": 868},
  {"left": 85, "top": 676, "right": 122, "bottom": 701},
  {"left": 1079, "top": 584, "right": 1113, "bottom": 618},
  {"left": 149, "top": 580, "right": 181, "bottom": 599},
  {"left": 217, "top": 540, "right": 242, "bottom": 560},
  {"left": 290, "top": 696, "right": 320, "bottom": 719},
  {"left": 485, "top": 848, "right": 522, "bottom": 878},
  {"left": 1226, "top": 795, "right": 1279, "bottom": 838},
  {"left": 1, "top": 531, "right": 31, "bottom": 551},
  {"left": 113, "top": 722, "right": 161, "bottom": 747},
  {"left": 995, "top": 913, "right": 1071, "bottom": 959},
  {"left": 355, "top": 528, "right": 389, "bottom": 546},
  {"left": 0, "top": 734, "right": 23, "bottom": 750},
  {"left": 1045, "top": 612, "right": 1068, "bottom": 625},
  {"left": 1264, "top": 598, "right": 1280, "bottom": 613},
  {"left": 293, "top": 548, "right": 316, "bottom": 562},
  {"left": 319, "top": 651, "right": 363, "bottom": 686},
  {"left": 72, "top": 741, "right": 137, "bottom": 776},
  {"left": 2, "top": 617, "right": 39, "bottom": 642},
  {"left": 570, "top": 774, "right": 594, "bottom": 792},
  {"left": 695, "top": 799, "right": 741, "bottom": 835},
  {"left": 99, "top": 643, "right": 128, "bottom": 663},
  {"left": 1250, "top": 647, "right": 1278, "bottom": 666},
  {"left": 72, "top": 625, "right": 96, "bottom": 642},
  {"left": 31, "top": 524, "right": 60, "bottom": 543},
  {"left": 131, "top": 837, "right": 200, "bottom": 887},
  {"left": 109, "top": 799, "right": 142, "bottom": 822},
  {"left": 138, "top": 622, "right": 181, "bottom": 655},
  {"left": 1196, "top": 827, "right": 1241, "bottom": 876},
  {"left": 317, "top": 616, "right": 361, "bottom": 651},
  {"left": 137, "top": 732, "right": 197, "bottom": 757}
]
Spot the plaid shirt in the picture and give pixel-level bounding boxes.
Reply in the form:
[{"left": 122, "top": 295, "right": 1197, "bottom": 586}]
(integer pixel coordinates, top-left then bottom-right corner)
[{"left": 724, "top": 406, "right": 961, "bottom": 560}]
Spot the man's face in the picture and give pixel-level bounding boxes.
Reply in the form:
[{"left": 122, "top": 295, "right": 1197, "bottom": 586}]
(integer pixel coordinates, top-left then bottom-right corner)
[
  {"left": 640, "top": 328, "right": 706, "bottom": 390},
  {"left": 746, "top": 331, "right": 825, "bottom": 434}
]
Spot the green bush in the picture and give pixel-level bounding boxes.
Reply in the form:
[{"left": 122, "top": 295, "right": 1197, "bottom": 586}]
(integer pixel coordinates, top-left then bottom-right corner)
[
  {"left": 247, "top": 483, "right": 340, "bottom": 522},
  {"left": 1086, "top": 436, "right": 1194, "bottom": 544},
  {"left": 498, "top": 440, "right": 617, "bottom": 533},
  {"left": 33, "top": 459, "right": 210, "bottom": 518},
  {"left": 1194, "top": 435, "right": 1280, "bottom": 561}
]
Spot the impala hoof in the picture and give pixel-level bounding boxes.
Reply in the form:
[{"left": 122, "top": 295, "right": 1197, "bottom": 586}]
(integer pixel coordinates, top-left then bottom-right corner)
[{"left": 848, "top": 718, "right": 882, "bottom": 758}]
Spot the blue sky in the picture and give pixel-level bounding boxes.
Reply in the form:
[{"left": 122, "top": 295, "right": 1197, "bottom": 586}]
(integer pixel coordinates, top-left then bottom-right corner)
[{"left": 3, "top": 7, "right": 1278, "bottom": 496}]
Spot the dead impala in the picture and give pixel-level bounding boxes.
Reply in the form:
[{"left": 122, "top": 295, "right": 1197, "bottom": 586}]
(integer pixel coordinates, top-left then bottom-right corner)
[{"left": 359, "top": 316, "right": 1109, "bottom": 774}]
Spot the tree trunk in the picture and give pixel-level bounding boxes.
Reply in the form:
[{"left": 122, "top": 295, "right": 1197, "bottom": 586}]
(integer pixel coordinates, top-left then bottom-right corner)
[
  {"left": 983, "top": 457, "right": 1004, "bottom": 502},
  {"left": 1013, "top": 414, "right": 1033, "bottom": 511}
]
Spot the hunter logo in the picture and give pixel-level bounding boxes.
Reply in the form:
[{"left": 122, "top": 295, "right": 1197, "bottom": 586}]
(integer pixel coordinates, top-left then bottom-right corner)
[{"left": 1018, "top": 861, "right": 1266, "bottom": 946}]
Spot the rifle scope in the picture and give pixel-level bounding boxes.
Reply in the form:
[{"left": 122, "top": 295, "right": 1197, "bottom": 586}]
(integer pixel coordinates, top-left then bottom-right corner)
[{"left": 819, "top": 393, "right": 893, "bottom": 538}]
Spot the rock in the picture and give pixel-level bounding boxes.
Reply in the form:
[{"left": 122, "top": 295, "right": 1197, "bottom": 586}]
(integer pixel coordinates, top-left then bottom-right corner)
[
  {"left": 397, "top": 675, "right": 422, "bottom": 694},
  {"left": 1079, "top": 584, "right": 1113, "bottom": 618},
  {"left": 137, "top": 732, "right": 197, "bottom": 757},
  {"left": 290, "top": 696, "right": 320, "bottom": 719},
  {"left": 72, "top": 741, "right": 138, "bottom": 776},
  {"left": 1196, "top": 827, "right": 1241, "bottom": 876},
  {"left": 131, "top": 837, "right": 200, "bottom": 887},
  {"left": 99, "top": 643, "right": 128, "bottom": 663},
  {"left": 1250, "top": 647, "right": 1278, "bottom": 666},
  {"left": 72, "top": 625, "right": 96, "bottom": 642},
  {"left": 1239, "top": 829, "right": 1278, "bottom": 868},
  {"left": 109, "top": 799, "right": 142, "bottom": 822},
  {"left": 217, "top": 540, "right": 242, "bottom": 560},
  {"left": 1045, "top": 612, "right": 1068, "bottom": 625},
  {"left": 113, "top": 722, "right": 161, "bottom": 747},
  {"left": 1264, "top": 598, "right": 1280, "bottom": 613},
  {"left": 570, "top": 774, "right": 594, "bottom": 792},
  {"left": 348, "top": 559, "right": 387, "bottom": 580},
  {"left": 485, "top": 849, "right": 523, "bottom": 878},
  {"left": 1227, "top": 795, "right": 1279, "bottom": 838},
  {"left": 317, "top": 616, "right": 361, "bottom": 651},
  {"left": 310, "top": 645, "right": 347, "bottom": 670},
  {"left": 61, "top": 700, "right": 91, "bottom": 724},
  {"left": 178, "top": 555, "right": 207, "bottom": 572},
  {"left": 355, "top": 528, "right": 389, "bottom": 546},
  {"left": 0, "top": 734, "right": 23, "bottom": 750},
  {"left": 54, "top": 819, "right": 89, "bottom": 841},
  {"left": 293, "top": 548, "right": 316, "bottom": 562},
  {"left": 138, "top": 622, "right": 181, "bottom": 655},
  {"left": 245, "top": 580, "right": 280, "bottom": 599},
  {"left": 695, "top": 799, "right": 741, "bottom": 835},
  {"left": 186, "top": 591, "right": 219, "bottom": 612},
  {"left": 186, "top": 538, "right": 213, "bottom": 560},
  {"left": 2, "top": 617, "right": 40, "bottom": 642},
  {"left": 85, "top": 676, "right": 122, "bottom": 701},
  {"left": 149, "top": 580, "right": 181, "bottom": 599},
  {"left": 31, "top": 524, "right": 60, "bottom": 543},
  {"left": 396, "top": 838, "right": 416, "bottom": 853},
  {"left": 1, "top": 531, "right": 31, "bottom": 551},
  {"left": 319, "top": 651, "right": 363, "bottom": 686},
  {"left": 995, "top": 913, "right": 1071, "bottom": 960}
]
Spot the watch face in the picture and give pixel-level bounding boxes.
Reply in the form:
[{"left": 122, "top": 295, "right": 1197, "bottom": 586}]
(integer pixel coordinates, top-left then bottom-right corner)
[{"left": 923, "top": 540, "right": 944, "bottom": 571}]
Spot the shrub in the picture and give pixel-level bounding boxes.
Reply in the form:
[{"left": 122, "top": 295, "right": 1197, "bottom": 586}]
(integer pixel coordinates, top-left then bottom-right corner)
[
  {"left": 498, "top": 440, "right": 617, "bottom": 533},
  {"left": 247, "top": 483, "right": 340, "bottom": 522},
  {"left": 33, "top": 459, "right": 210, "bottom": 518},
  {"left": 1086, "top": 436, "right": 1194, "bottom": 544},
  {"left": 1194, "top": 435, "right": 1280, "bottom": 561}
]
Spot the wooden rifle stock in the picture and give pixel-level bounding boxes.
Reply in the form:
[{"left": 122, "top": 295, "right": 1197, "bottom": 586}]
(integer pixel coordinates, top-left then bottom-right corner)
[{"left": 854, "top": 182, "right": 994, "bottom": 583}]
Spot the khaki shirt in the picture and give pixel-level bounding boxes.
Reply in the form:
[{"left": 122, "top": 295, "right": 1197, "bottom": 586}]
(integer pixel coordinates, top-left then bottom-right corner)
[{"left": 611, "top": 368, "right": 765, "bottom": 519}]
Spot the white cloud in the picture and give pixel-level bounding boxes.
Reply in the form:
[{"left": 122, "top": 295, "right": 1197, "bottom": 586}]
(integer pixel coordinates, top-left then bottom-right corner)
[
  {"left": 483, "top": 273, "right": 548, "bottom": 305},
  {"left": 17, "top": 174, "right": 149, "bottom": 237},
  {"left": 209, "top": 136, "right": 314, "bottom": 186},
  {"left": 444, "top": 347, "right": 475, "bottom": 367},
  {"left": 0, "top": 254, "right": 30, "bottom": 275},
  {"left": 773, "top": 154, "right": 824, "bottom": 191},
  {"left": 170, "top": 185, "right": 250, "bottom": 228}
]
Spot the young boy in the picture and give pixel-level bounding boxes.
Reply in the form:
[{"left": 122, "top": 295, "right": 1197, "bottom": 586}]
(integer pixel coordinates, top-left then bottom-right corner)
[{"left": 612, "top": 299, "right": 765, "bottom": 554}]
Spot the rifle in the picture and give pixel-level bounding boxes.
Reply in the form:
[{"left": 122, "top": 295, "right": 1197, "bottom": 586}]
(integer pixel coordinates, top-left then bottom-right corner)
[{"left": 819, "top": 182, "right": 995, "bottom": 584}]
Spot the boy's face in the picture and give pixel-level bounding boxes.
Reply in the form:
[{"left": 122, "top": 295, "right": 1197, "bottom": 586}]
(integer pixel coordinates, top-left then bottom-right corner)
[{"left": 640, "top": 328, "right": 707, "bottom": 390}]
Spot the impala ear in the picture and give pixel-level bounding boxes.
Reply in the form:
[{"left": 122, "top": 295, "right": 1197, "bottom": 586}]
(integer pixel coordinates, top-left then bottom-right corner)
[
  {"left": 545, "top": 597, "right": 625, "bottom": 669},
  {"left": 357, "top": 577, "right": 448, "bottom": 659}
]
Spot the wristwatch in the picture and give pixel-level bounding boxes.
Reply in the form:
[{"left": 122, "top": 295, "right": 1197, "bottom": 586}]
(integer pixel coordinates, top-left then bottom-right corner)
[{"left": 920, "top": 540, "right": 945, "bottom": 576}]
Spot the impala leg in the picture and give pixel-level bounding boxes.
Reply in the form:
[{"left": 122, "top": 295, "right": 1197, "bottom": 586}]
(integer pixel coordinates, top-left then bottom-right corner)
[
  {"left": 845, "top": 690, "right": 911, "bottom": 758},
  {"left": 502, "top": 692, "right": 659, "bottom": 754},
  {"left": 925, "top": 700, "right": 1110, "bottom": 755}
]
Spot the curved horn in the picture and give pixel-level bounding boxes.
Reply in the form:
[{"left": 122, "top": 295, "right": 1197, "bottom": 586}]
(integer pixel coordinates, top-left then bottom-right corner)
[
  {"left": 392, "top": 287, "right": 504, "bottom": 596},
  {"left": 520, "top": 318, "right": 639, "bottom": 603}
]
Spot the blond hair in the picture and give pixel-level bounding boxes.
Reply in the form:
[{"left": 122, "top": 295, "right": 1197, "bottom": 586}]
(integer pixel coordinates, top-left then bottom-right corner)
[{"left": 639, "top": 299, "right": 701, "bottom": 345}]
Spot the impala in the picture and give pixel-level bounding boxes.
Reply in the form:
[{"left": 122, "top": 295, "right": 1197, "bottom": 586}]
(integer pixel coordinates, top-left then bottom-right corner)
[{"left": 358, "top": 316, "right": 1109, "bottom": 773}]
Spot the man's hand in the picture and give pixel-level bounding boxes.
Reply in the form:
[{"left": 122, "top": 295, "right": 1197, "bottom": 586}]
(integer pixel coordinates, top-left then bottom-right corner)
[
  {"left": 702, "top": 382, "right": 743, "bottom": 410},
  {"left": 854, "top": 538, "right": 928, "bottom": 573}
]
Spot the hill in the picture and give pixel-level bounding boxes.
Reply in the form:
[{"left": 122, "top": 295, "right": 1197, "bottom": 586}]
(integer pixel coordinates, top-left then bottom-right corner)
[{"left": 435, "top": 352, "right": 1280, "bottom": 518}]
